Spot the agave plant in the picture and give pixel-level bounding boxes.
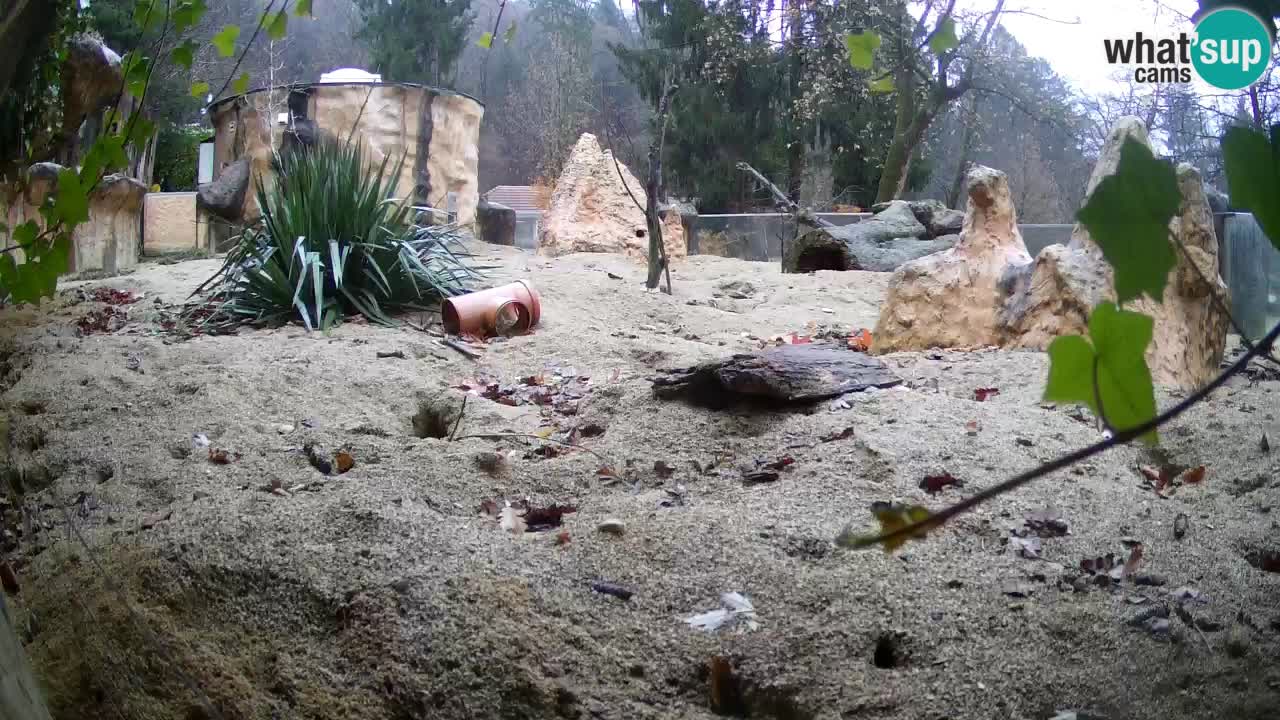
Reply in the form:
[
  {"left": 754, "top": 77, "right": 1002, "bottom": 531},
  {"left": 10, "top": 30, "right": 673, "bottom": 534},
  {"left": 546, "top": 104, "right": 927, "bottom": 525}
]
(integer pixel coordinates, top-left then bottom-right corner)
[{"left": 190, "top": 139, "right": 481, "bottom": 331}]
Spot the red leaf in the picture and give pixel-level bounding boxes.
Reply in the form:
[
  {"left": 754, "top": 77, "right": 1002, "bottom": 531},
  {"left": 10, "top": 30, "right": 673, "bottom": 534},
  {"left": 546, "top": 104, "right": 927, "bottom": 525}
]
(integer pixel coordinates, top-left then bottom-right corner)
[
  {"left": 522, "top": 503, "right": 578, "bottom": 531},
  {"left": 1180, "top": 466, "right": 1206, "bottom": 484},
  {"left": 974, "top": 387, "right": 1000, "bottom": 402},
  {"left": 919, "top": 472, "right": 964, "bottom": 494},
  {"left": 1121, "top": 543, "right": 1144, "bottom": 579},
  {"left": 555, "top": 531, "right": 571, "bottom": 546},
  {"left": 763, "top": 456, "right": 794, "bottom": 471},
  {"left": 847, "top": 329, "right": 873, "bottom": 352},
  {"left": 479, "top": 499, "right": 500, "bottom": 517},
  {"left": 788, "top": 333, "right": 812, "bottom": 345},
  {"left": 820, "top": 427, "right": 854, "bottom": 443}
]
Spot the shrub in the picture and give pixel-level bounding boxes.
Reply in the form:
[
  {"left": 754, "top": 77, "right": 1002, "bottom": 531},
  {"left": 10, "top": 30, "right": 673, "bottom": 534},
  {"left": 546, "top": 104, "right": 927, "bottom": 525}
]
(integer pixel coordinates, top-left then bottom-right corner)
[
  {"left": 191, "top": 140, "right": 480, "bottom": 331},
  {"left": 152, "top": 125, "right": 204, "bottom": 191}
]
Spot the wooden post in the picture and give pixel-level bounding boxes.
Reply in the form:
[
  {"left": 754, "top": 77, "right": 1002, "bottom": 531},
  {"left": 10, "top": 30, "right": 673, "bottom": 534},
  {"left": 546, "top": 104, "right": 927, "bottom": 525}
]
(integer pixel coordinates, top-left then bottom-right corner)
[{"left": 0, "top": 593, "right": 52, "bottom": 720}]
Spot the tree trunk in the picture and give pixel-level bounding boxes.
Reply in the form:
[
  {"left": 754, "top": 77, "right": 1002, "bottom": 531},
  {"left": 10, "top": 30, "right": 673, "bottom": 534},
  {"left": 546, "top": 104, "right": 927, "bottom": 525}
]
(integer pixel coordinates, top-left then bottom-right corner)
[
  {"left": 645, "top": 79, "right": 675, "bottom": 292},
  {"left": 875, "top": 63, "right": 919, "bottom": 204},
  {"left": 947, "top": 96, "right": 979, "bottom": 208}
]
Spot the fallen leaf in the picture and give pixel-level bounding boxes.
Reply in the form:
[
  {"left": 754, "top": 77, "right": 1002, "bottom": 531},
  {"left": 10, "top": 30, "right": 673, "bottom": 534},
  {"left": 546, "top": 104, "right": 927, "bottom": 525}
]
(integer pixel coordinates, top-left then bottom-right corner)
[
  {"left": 787, "top": 333, "right": 812, "bottom": 345},
  {"left": 1024, "top": 509, "right": 1069, "bottom": 537},
  {"left": 964, "top": 420, "right": 981, "bottom": 436},
  {"left": 499, "top": 505, "right": 527, "bottom": 534},
  {"left": 1180, "top": 465, "right": 1206, "bottom": 484},
  {"left": 555, "top": 531, "right": 571, "bottom": 546},
  {"left": 0, "top": 561, "right": 19, "bottom": 595},
  {"left": 838, "top": 502, "right": 936, "bottom": 552},
  {"left": 1008, "top": 535, "right": 1042, "bottom": 559},
  {"left": 590, "top": 581, "right": 633, "bottom": 600},
  {"left": 707, "top": 656, "right": 745, "bottom": 715},
  {"left": 207, "top": 448, "right": 236, "bottom": 464},
  {"left": 522, "top": 503, "right": 577, "bottom": 531},
  {"left": 654, "top": 460, "right": 675, "bottom": 479},
  {"left": 919, "top": 472, "right": 964, "bottom": 494},
  {"left": 1261, "top": 432, "right": 1271, "bottom": 453},
  {"left": 607, "top": 272, "right": 622, "bottom": 280},
  {"left": 1174, "top": 513, "right": 1189, "bottom": 539},
  {"left": 820, "top": 427, "right": 855, "bottom": 443},
  {"left": 742, "top": 471, "right": 780, "bottom": 484},
  {"left": 533, "top": 426, "right": 557, "bottom": 439},
  {"left": 1120, "top": 543, "right": 1144, "bottom": 580},
  {"left": 974, "top": 387, "right": 1000, "bottom": 402},
  {"left": 479, "top": 499, "right": 500, "bottom": 517},
  {"left": 847, "top": 328, "right": 873, "bottom": 352},
  {"left": 763, "top": 456, "right": 795, "bottom": 471},
  {"left": 334, "top": 450, "right": 355, "bottom": 474}
]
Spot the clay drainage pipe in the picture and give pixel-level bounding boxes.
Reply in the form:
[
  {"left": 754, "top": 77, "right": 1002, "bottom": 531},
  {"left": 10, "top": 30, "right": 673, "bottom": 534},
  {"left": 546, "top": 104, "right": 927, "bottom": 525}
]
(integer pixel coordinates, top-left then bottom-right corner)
[{"left": 442, "top": 281, "right": 542, "bottom": 337}]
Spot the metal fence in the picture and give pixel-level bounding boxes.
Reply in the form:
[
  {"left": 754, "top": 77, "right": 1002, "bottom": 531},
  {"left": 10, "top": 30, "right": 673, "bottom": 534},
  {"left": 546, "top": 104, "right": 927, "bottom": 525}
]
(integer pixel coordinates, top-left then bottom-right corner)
[{"left": 1219, "top": 213, "right": 1279, "bottom": 340}]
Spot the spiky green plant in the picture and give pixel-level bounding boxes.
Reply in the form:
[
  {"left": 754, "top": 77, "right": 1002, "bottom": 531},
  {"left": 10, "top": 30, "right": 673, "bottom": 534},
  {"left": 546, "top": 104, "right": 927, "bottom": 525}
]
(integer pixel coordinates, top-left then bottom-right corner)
[{"left": 190, "top": 139, "right": 481, "bottom": 331}]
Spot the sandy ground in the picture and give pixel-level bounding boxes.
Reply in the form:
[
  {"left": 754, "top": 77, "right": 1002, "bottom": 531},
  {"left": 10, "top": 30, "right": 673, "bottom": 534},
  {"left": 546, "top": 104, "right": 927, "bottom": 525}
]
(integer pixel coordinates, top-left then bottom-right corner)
[{"left": 1, "top": 244, "right": 1278, "bottom": 720}]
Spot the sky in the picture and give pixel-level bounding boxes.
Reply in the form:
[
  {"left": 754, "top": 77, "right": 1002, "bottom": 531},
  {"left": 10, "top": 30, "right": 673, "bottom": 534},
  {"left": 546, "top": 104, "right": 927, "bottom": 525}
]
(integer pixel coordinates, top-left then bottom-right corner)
[{"left": 991, "top": 0, "right": 1202, "bottom": 92}]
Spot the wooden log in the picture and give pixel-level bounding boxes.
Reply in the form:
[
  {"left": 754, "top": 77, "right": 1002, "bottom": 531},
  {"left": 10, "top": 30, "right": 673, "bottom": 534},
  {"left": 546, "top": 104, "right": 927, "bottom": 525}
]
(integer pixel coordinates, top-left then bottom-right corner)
[{"left": 651, "top": 343, "right": 901, "bottom": 407}]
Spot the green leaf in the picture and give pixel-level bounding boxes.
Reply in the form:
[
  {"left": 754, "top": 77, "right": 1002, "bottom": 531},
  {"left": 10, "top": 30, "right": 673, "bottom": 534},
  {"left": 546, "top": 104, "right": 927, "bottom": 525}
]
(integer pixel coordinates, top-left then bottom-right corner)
[
  {"left": 126, "top": 116, "right": 156, "bottom": 149},
  {"left": 295, "top": 0, "right": 313, "bottom": 16},
  {"left": 133, "top": 0, "right": 163, "bottom": 31},
  {"left": 1076, "top": 137, "right": 1179, "bottom": 304},
  {"left": 1043, "top": 302, "right": 1158, "bottom": 445},
  {"left": 173, "top": 0, "right": 208, "bottom": 33},
  {"left": 121, "top": 53, "right": 151, "bottom": 99},
  {"left": 12, "top": 221, "right": 38, "bottom": 248},
  {"left": 504, "top": 20, "right": 517, "bottom": 44},
  {"left": 267, "top": 11, "right": 289, "bottom": 40},
  {"left": 1223, "top": 125, "right": 1280, "bottom": 253},
  {"left": 477, "top": 32, "right": 494, "bottom": 49},
  {"left": 171, "top": 40, "right": 197, "bottom": 70},
  {"left": 928, "top": 17, "right": 960, "bottom": 55},
  {"left": 54, "top": 169, "right": 90, "bottom": 226},
  {"left": 836, "top": 502, "right": 937, "bottom": 552},
  {"left": 0, "top": 231, "right": 70, "bottom": 305},
  {"left": 869, "top": 76, "right": 895, "bottom": 93},
  {"left": 212, "top": 25, "right": 241, "bottom": 57},
  {"left": 81, "top": 136, "right": 129, "bottom": 185},
  {"left": 845, "top": 31, "right": 881, "bottom": 70},
  {"left": 232, "top": 72, "right": 251, "bottom": 95},
  {"left": 190, "top": 80, "right": 211, "bottom": 99}
]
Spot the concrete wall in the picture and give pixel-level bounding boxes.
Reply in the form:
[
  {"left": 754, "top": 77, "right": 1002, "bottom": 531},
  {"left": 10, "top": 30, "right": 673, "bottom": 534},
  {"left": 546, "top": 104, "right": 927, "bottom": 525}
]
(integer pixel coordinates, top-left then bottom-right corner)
[
  {"left": 209, "top": 83, "right": 483, "bottom": 226},
  {"left": 143, "top": 192, "right": 206, "bottom": 253}
]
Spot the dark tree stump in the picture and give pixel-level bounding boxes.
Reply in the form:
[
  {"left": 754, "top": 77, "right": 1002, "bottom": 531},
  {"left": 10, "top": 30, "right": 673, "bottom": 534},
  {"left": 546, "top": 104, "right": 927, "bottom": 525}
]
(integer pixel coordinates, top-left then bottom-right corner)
[{"left": 652, "top": 343, "right": 902, "bottom": 407}]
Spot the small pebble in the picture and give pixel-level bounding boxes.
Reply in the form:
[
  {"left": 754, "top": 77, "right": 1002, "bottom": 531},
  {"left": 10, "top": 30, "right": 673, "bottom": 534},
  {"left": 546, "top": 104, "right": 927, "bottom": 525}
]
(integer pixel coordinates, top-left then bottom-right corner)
[{"left": 597, "top": 519, "right": 626, "bottom": 536}]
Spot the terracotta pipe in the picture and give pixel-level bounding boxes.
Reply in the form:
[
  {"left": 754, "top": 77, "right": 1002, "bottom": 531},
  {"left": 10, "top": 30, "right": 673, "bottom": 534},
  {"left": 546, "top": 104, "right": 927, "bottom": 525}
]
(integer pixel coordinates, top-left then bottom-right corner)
[{"left": 442, "top": 281, "right": 541, "bottom": 337}]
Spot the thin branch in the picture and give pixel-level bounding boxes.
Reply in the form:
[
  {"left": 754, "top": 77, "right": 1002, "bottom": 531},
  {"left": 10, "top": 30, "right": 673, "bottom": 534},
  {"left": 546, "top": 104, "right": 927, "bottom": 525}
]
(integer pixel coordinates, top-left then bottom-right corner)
[
  {"left": 850, "top": 318, "right": 1280, "bottom": 550},
  {"left": 451, "top": 432, "right": 617, "bottom": 469},
  {"left": 211, "top": 0, "right": 287, "bottom": 103},
  {"left": 478, "top": 0, "right": 510, "bottom": 102},
  {"left": 449, "top": 395, "right": 467, "bottom": 441}
]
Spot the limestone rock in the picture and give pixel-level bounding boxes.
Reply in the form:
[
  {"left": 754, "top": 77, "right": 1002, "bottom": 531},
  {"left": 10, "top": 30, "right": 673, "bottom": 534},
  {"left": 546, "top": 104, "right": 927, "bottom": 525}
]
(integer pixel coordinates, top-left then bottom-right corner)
[
  {"left": 539, "top": 134, "right": 686, "bottom": 261},
  {"left": 476, "top": 199, "right": 516, "bottom": 246},
  {"left": 784, "top": 201, "right": 940, "bottom": 273},
  {"left": 197, "top": 157, "right": 251, "bottom": 222},
  {"left": 873, "top": 116, "right": 1231, "bottom": 391},
  {"left": 873, "top": 166, "right": 1031, "bottom": 352},
  {"left": 869, "top": 199, "right": 964, "bottom": 239},
  {"left": 61, "top": 35, "right": 123, "bottom": 145}
]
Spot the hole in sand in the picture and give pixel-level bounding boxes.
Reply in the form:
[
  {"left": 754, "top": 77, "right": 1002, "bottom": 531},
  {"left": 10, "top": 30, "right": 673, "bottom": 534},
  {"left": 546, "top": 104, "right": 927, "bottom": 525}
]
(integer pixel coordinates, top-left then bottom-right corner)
[
  {"left": 411, "top": 397, "right": 457, "bottom": 439},
  {"left": 873, "top": 634, "right": 900, "bottom": 669}
]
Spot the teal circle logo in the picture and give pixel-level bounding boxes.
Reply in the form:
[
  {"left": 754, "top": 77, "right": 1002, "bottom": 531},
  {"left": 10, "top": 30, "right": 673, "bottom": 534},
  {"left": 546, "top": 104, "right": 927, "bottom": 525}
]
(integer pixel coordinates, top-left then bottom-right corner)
[{"left": 1192, "top": 7, "right": 1273, "bottom": 90}]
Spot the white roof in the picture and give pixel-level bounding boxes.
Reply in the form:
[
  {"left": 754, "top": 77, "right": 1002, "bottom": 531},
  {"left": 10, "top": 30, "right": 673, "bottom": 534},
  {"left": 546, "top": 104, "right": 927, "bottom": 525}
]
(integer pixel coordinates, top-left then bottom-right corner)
[{"left": 319, "top": 68, "right": 382, "bottom": 84}]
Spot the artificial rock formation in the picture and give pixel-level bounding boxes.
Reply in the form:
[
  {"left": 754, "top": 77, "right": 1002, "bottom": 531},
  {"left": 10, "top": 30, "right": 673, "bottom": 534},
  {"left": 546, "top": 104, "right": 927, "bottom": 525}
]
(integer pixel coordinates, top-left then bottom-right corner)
[
  {"left": 873, "top": 117, "right": 1230, "bottom": 391},
  {"left": 870, "top": 198, "right": 965, "bottom": 238},
  {"left": 784, "top": 200, "right": 954, "bottom": 273},
  {"left": 872, "top": 167, "right": 1031, "bottom": 350},
  {"left": 61, "top": 36, "right": 123, "bottom": 147},
  {"left": 539, "top": 134, "right": 686, "bottom": 261},
  {"left": 2, "top": 164, "right": 144, "bottom": 274},
  {"left": 208, "top": 83, "right": 483, "bottom": 225}
]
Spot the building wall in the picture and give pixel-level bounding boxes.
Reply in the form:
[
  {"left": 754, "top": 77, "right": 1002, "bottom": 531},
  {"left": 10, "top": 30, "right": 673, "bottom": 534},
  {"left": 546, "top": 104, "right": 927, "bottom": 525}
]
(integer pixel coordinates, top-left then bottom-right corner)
[
  {"left": 143, "top": 192, "right": 205, "bottom": 253},
  {"left": 210, "top": 83, "right": 483, "bottom": 226}
]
